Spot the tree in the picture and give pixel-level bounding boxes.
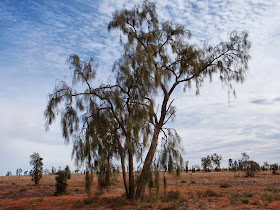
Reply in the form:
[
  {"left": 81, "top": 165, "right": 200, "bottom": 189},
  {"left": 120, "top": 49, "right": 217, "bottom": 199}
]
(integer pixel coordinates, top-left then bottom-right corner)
[
  {"left": 51, "top": 167, "right": 57, "bottom": 175},
  {"left": 24, "top": 170, "right": 28, "bottom": 175},
  {"left": 228, "top": 159, "right": 233, "bottom": 171},
  {"left": 211, "top": 153, "right": 222, "bottom": 171},
  {"left": 6, "top": 171, "right": 12, "bottom": 176},
  {"left": 44, "top": 169, "right": 50, "bottom": 175},
  {"left": 16, "top": 168, "right": 22, "bottom": 176},
  {"left": 30, "top": 152, "right": 43, "bottom": 185},
  {"left": 201, "top": 155, "right": 212, "bottom": 172},
  {"left": 45, "top": 1, "right": 250, "bottom": 200},
  {"left": 262, "top": 161, "right": 270, "bottom": 171}
]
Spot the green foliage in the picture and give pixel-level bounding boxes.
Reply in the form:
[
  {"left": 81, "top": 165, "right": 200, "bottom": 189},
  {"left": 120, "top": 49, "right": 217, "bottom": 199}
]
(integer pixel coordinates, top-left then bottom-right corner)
[
  {"left": 244, "top": 160, "right": 260, "bottom": 177},
  {"left": 54, "top": 171, "right": 68, "bottom": 195},
  {"left": 271, "top": 163, "right": 279, "bottom": 175},
  {"left": 243, "top": 191, "right": 253, "bottom": 197},
  {"left": 181, "top": 180, "right": 186, "bottom": 183},
  {"left": 262, "top": 191, "right": 274, "bottom": 202},
  {"left": 65, "top": 165, "right": 71, "bottom": 179},
  {"left": 201, "top": 155, "right": 212, "bottom": 172},
  {"left": 29, "top": 152, "right": 43, "bottom": 185},
  {"left": 190, "top": 180, "right": 196, "bottom": 184},
  {"left": 211, "top": 153, "right": 222, "bottom": 171},
  {"left": 45, "top": 0, "right": 251, "bottom": 200}
]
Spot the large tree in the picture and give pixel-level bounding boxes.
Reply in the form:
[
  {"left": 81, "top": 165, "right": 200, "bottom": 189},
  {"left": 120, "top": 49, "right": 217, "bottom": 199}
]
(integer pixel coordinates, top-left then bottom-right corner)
[{"left": 45, "top": 1, "right": 250, "bottom": 200}]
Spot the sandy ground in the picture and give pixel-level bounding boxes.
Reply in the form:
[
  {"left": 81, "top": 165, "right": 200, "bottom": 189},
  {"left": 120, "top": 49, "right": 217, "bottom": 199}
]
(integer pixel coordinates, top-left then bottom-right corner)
[{"left": 0, "top": 170, "right": 280, "bottom": 209}]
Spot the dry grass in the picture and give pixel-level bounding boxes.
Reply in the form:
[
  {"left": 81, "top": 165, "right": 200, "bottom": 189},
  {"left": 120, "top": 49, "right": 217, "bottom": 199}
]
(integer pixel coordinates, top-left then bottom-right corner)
[{"left": 0, "top": 171, "right": 280, "bottom": 209}]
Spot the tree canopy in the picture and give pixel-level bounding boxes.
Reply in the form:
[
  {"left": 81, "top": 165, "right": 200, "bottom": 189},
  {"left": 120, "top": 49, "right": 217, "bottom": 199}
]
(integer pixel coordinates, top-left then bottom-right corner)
[{"left": 45, "top": 1, "right": 250, "bottom": 200}]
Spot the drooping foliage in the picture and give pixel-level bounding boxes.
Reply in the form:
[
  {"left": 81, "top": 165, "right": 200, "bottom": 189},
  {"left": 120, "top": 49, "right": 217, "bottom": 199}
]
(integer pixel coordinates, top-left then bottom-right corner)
[{"left": 45, "top": 1, "right": 250, "bottom": 200}]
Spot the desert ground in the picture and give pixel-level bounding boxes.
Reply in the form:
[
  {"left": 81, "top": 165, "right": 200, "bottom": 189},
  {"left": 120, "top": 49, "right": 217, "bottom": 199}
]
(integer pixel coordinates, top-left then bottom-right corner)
[{"left": 0, "top": 170, "right": 280, "bottom": 209}]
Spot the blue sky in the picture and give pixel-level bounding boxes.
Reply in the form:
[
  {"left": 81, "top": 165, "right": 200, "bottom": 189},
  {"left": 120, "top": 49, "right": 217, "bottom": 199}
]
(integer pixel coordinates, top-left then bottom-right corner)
[{"left": 0, "top": 0, "right": 279, "bottom": 175}]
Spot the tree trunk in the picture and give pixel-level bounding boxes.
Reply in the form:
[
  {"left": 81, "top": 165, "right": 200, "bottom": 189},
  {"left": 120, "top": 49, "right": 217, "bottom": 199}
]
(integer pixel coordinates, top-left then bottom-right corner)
[
  {"left": 128, "top": 150, "right": 135, "bottom": 200},
  {"left": 135, "top": 90, "right": 170, "bottom": 199},
  {"left": 118, "top": 141, "right": 129, "bottom": 198},
  {"left": 135, "top": 125, "right": 161, "bottom": 199}
]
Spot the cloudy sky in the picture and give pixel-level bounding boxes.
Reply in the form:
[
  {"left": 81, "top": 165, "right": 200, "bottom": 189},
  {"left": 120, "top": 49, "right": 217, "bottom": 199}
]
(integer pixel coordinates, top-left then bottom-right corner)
[{"left": 0, "top": 0, "right": 279, "bottom": 175}]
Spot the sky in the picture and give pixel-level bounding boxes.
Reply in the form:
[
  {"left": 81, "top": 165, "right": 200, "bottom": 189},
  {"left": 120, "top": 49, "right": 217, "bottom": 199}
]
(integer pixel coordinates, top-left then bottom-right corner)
[{"left": 0, "top": 0, "right": 279, "bottom": 175}]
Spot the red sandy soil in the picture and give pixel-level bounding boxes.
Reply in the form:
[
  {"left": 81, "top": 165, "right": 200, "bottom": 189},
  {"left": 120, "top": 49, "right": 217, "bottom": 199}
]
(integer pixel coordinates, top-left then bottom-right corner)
[{"left": 0, "top": 171, "right": 280, "bottom": 209}]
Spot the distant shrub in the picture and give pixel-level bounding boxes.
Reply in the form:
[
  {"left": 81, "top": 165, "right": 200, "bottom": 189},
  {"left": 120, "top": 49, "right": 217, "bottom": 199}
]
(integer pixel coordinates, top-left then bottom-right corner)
[
  {"left": 244, "top": 161, "right": 260, "bottom": 177},
  {"left": 220, "top": 182, "right": 231, "bottom": 188},
  {"left": 205, "top": 189, "right": 218, "bottom": 197},
  {"left": 190, "top": 180, "right": 196, "bottom": 184},
  {"left": 271, "top": 164, "right": 279, "bottom": 175},
  {"left": 19, "top": 187, "right": 27, "bottom": 193},
  {"left": 241, "top": 198, "right": 249, "bottom": 204},
  {"left": 243, "top": 191, "right": 253, "bottom": 197},
  {"left": 167, "top": 190, "right": 182, "bottom": 201},
  {"left": 54, "top": 171, "right": 68, "bottom": 195},
  {"left": 181, "top": 180, "right": 187, "bottom": 183},
  {"left": 262, "top": 191, "right": 274, "bottom": 202}
]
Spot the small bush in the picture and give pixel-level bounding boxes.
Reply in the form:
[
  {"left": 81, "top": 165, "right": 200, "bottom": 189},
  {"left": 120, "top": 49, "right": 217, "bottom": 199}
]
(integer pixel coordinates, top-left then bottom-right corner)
[
  {"left": 167, "top": 190, "right": 182, "bottom": 201},
  {"left": 262, "top": 191, "right": 274, "bottom": 202},
  {"left": 205, "top": 189, "right": 218, "bottom": 197},
  {"left": 190, "top": 180, "right": 196, "bottom": 184},
  {"left": 266, "top": 186, "right": 280, "bottom": 193},
  {"left": 181, "top": 180, "right": 187, "bottom": 183},
  {"left": 220, "top": 182, "right": 231, "bottom": 188},
  {"left": 243, "top": 191, "right": 253, "bottom": 197},
  {"left": 241, "top": 198, "right": 249, "bottom": 204},
  {"left": 74, "top": 188, "right": 79, "bottom": 191},
  {"left": 230, "top": 193, "right": 241, "bottom": 199},
  {"left": 54, "top": 171, "right": 68, "bottom": 195},
  {"left": 19, "top": 187, "right": 27, "bottom": 193}
]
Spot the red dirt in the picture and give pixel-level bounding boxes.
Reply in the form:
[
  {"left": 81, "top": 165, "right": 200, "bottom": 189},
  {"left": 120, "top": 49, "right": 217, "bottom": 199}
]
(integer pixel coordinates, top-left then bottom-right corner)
[{"left": 0, "top": 171, "right": 280, "bottom": 209}]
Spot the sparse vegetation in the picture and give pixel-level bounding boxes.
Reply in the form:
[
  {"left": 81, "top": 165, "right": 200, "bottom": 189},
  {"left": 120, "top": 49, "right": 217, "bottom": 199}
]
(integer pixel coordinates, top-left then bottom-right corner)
[{"left": 220, "top": 182, "right": 231, "bottom": 188}]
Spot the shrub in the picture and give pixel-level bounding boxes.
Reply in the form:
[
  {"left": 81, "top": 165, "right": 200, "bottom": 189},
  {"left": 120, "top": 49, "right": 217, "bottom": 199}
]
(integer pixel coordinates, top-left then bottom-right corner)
[
  {"left": 262, "top": 191, "right": 273, "bottom": 202},
  {"left": 54, "top": 171, "right": 68, "bottom": 195},
  {"left": 167, "top": 190, "right": 182, "bottom": 201},
  {"left": 181, "top": 180, "right": 187, "bottom": 183},
  {"left": 65, "top": 165, "right": 71, "bottom": 179},
  {"left": 220, "top": 182, "right": 231, "bottom": 188},
  {"left": 244, "top": 161, "right": 260, "bottom": 177},
  {"left": 190, "top": 180, "right": 196, "bottom": 184},
  {"left": 205, "top": 189, "right": 218, "bottom": 197},
  {"left": 243, "top": 191, "right": 253, "bottom": 197},
  {"left": 19, "top": 187, "right": 27, "bottom": 193},
  {"left": 271, "top": 164, "right": 279, "bottom": 175},
  {"left": 241, "top": 198, "right": 249, "bottom": 204}
]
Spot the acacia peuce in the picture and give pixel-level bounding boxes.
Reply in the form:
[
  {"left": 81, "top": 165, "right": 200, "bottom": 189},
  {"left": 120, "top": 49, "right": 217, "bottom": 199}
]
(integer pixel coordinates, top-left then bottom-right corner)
[{"left": 45, "top": 1, "right": 250, "bottom": 200}]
